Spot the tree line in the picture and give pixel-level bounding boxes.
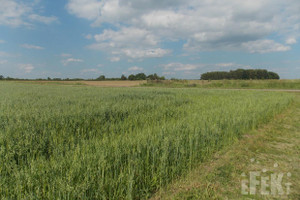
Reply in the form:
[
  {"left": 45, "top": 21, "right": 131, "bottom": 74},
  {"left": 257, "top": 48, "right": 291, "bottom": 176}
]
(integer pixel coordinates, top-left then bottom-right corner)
[
  {"left": 96, "top": 73, "right": 165, "bottom": 81},
  {"left": 0, "top": 73, "right": 166, "bottom": 81},
  {"left": 201, "top": 69, "right": 280, "bottom": 80}
]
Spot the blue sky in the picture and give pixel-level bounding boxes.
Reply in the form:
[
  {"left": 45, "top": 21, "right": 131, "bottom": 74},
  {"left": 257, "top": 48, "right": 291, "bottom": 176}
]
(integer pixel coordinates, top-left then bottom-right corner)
[{"left": 0, "top": 0, "right": 299, "bottom": 79}]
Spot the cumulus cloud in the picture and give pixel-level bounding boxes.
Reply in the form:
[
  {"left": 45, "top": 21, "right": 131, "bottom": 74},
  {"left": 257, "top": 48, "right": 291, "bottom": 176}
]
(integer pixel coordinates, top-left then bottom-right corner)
[
  {"left": 88, "top": 27, "right": 171, "bottom": 59},
  {"left": 0, "top": 0, "right": 58, "bottom": 27},
  {"left": 66, "top": 0, "right": 102, "bottom": 21},
  {"left": 122, "top": 48, "right": 170, "bottom": 59},
  {"left": 162, "top": 63, "right": 199, "bottom": 71},
  {"left": 21, "top": 44, "right": 44, "bottom": 50},
  {"left": 19, "top": 64, "right": 34, "bottom": 73},
  {"left": 285, "top": 37, "right": 297, "bottom": 45},
  {"left": 242, "top": 40, "right": 291, "bottom": 53},
  {"left": 67, "top": 0, "right": 300, "bottom": 54},
  {"left": 62, "top": 58, "right": 84, "bottom": 66}
]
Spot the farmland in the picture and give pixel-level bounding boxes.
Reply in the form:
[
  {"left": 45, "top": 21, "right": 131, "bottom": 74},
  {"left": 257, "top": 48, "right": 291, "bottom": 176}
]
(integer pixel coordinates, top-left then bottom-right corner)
[
  {"left": 0, "top": 82, "right": 295, "bottom": 199},
  {"left": 12, "top": 79, "right": 300, "bottom": 89},
  {"left": 143, "top": 79, "right": 300, "bottom": 89}
]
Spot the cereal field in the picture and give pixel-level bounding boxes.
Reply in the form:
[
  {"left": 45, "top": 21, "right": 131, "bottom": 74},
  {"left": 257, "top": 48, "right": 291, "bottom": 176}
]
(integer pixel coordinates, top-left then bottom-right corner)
[{"left": 0, "top": 82, "right": 294, "bottom": 199}]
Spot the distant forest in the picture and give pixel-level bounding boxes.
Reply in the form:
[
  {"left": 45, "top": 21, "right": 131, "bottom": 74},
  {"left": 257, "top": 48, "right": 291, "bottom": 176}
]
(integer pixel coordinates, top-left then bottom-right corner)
[{"left": 201, "top": 69, "right": 280, "bottom": 80}]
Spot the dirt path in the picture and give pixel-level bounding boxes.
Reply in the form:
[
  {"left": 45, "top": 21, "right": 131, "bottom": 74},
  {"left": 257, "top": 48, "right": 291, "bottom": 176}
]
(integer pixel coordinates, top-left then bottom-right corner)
[{"left": 152, "top": 93, "right": 300, "bottom": 199}]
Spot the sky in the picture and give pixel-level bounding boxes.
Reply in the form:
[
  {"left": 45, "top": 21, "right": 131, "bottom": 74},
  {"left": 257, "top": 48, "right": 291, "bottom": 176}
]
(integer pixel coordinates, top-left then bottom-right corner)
[{"left": 0, "top": 0, "right": 299, "bottom": 79}]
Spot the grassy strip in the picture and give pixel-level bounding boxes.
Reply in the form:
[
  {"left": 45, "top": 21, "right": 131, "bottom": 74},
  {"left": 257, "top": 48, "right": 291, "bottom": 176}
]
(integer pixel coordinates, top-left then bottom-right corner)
[
  {"left": 142, "top": 79, "right": 300, "bottom": 89},
  {"left": 152, "top": 93, "right": 300, "bottom": 200}
]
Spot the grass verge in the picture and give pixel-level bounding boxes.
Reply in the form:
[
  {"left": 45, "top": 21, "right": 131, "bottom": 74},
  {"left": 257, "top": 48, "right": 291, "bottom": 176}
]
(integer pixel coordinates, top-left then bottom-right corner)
[{"left": 152, "top": 93, "right": 300, "bottom": 200}]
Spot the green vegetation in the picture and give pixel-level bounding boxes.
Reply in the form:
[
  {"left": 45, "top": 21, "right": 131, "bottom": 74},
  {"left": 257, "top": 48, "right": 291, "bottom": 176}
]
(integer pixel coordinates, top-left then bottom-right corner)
[
  {"left": 201, "top": 69, "right": 280, "bottom": 80},
  {"left": 0, "top": 73, "right": 165, "bottom": 81},
  {"left": 0, "top": 82, "right": 294, "bottom": 199},
  {"left": 128, "top": 73, "right": 165, "bottom": 80},
  {"left": 153, "top": 93, "right": 300, "bottom": 200},
  {"left": 143, "top": 79, "right": 300, "bottom": 89}
]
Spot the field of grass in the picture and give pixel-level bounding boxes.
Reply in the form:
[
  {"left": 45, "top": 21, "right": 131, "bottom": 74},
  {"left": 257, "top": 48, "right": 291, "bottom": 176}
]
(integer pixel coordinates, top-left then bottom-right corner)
[
  {"left": 143, "top": 79, "right": 300, "bottom": 89},
  {"left": 14, "top": 80, "right": 146, "bottom": 87},
  {"left": 0, "top": 82, "right": 295, "bottom": 199},
  {"left": 154, "top": 93, "right": 300, "bottom": 199}
]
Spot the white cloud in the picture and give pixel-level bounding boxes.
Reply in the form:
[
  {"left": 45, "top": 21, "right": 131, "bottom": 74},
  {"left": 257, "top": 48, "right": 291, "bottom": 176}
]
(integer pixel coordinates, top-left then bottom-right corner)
[
  {"left": 110, "top": 57, "right": 120, "bottom": 62},
  {"left": 94, "top": 27, "right": 159, "bottom": 46},
  {"left": 0, "top": 40, "right": 5, "bottom": 44},
  {"left": 128, "top": 66, "right": 143, "bottom": 72},
  {"left": 62, "top": 58, "right": 84, "bottom": 66},
  {"left": 122, "top": 48, "right": 170, "bottom": 59},
  {"left": 19, "top": 64, "right": 34, "bottom": 73},
  {"left": 242, "top": 40, "right": 291, "bottom": 53},
  {"left": 28, "top": 14, "right": 58, "bottom": 24},
  {"left": 285, "top": 37, "right": 297, "bottom": 45},
  {"left": 21, "top": 44, "right": 44, "bottom": 50},
  {"left": 88, "top": 27, "right": 171, "bottom": 59},
  {"left": 0, "top": 0, "right": 30, "bottom": 26},
  {"left": 162, "top": 63, "right": 199, "bottom": 71},
  {"left": 67, "top": 0, "right": 300, "bottom": 54},
  {"left": 0, "top": 0, "right": 58, "bottom": 27},
  {"left": 66, "top": 0, "right": 102, "bottom": 21}
]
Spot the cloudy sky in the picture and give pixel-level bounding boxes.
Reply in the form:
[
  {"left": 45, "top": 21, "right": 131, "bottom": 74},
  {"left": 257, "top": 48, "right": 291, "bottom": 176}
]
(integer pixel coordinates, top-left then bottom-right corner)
[{"left": 0, "top": 0, "right": 299, "bottom": 79}]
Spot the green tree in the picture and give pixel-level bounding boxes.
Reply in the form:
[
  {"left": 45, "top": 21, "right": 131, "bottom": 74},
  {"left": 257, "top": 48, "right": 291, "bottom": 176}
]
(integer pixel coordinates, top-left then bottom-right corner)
[
  {"left": 135, "top": 73, "right": 146, "bottom": 80},
  {"left": 0, "top": 75, "right": 4, "bottom": 80},
  {"left": 121, "top": 75, "right": 127, "bottom": 80},
  {"left": 268, "top": 72, "right": 280, "bottom": 79},
  {"left": 128, "top": 74, "right": 135, "bottom": 80},
  {"left": 201, "top": 69, "right": 280, "bottom": 80},
  {"left": 97, "top": 75, "right": 106, "bottom": 81}
]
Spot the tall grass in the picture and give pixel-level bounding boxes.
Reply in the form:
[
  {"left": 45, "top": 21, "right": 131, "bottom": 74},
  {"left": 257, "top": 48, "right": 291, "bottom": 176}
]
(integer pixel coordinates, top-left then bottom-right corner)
[
  {"left": 143, "top": 79, "right": 300, "bottom": 89},
  {"left": 0, "top": 82, "right": 294, "bottom": 199}
]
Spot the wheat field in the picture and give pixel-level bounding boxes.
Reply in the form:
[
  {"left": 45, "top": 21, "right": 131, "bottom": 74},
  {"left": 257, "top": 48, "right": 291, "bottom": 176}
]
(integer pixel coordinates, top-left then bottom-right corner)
[{"left": 0, "top": 82, "right": 294, "bottom": 199}]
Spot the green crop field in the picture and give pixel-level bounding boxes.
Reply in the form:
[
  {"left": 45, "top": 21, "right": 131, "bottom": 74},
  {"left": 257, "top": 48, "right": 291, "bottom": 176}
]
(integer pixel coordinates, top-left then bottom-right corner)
[
  {"left": 0, "top": 82, "right": 295, "bottom": 199},
  {"left": 143, "top": 79, "right": 300, "bottom": 89}
]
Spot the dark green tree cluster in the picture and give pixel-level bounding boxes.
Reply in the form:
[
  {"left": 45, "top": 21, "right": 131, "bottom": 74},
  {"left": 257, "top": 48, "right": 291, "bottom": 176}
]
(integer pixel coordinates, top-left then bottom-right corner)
[
  {"left": 127, "top": 73, "right": 165, "bottom": 80},
  {"left": 201, "top": 69, "right": 280, "bottom": 80},
  {"left": 96, "top": 75, "right": 106, "bottom": 81}
]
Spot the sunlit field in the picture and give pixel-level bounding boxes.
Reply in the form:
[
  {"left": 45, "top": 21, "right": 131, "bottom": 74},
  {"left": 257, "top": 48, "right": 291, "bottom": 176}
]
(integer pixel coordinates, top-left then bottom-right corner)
[
  {"left": 143, "top": 79, "right": 300, "bottom": 89},
  {"left": 0, "top": 82, "right": 294, "bottom": 199}
]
